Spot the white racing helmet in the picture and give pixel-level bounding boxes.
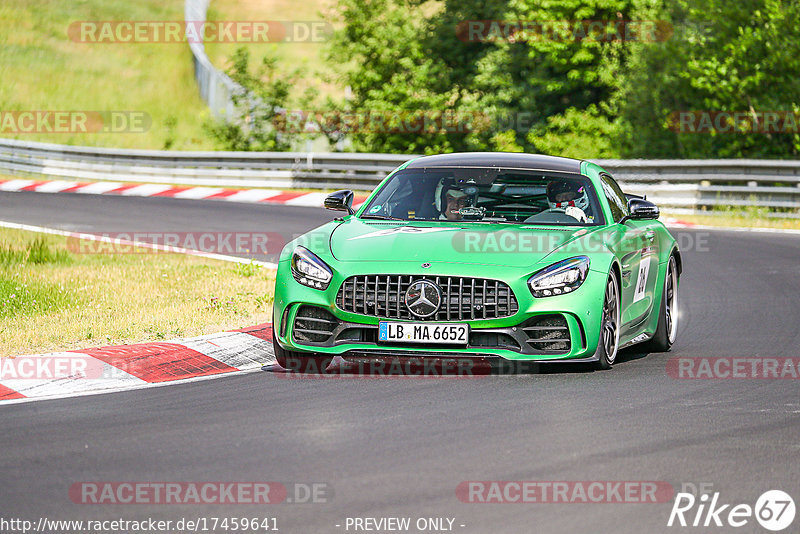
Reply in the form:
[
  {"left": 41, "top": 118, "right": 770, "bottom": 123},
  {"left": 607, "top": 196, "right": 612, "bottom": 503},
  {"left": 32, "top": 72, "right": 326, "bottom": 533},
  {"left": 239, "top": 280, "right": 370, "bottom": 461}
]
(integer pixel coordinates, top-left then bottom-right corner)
[{"left": 547, "top": 181, "right": 590, "bottom": 212}]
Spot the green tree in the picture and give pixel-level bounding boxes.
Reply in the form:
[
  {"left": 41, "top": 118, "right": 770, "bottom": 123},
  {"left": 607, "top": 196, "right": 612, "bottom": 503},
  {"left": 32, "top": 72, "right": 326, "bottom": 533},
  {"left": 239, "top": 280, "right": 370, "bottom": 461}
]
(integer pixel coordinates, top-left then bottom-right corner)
[
  {"left": 616, "top": 0, "right": 800, "bottom": 158},
  {"left": 329, "top": 0, "right": 632, "bottom": 156},
  {"left": 329, "top": 0, "right": 800, "bottom": 158},
  {"left": 327, "top": 0, "right": 482, "bottom": 153},
  {"left": 204, "top": 48, "right": 305, "bottom": 151}
]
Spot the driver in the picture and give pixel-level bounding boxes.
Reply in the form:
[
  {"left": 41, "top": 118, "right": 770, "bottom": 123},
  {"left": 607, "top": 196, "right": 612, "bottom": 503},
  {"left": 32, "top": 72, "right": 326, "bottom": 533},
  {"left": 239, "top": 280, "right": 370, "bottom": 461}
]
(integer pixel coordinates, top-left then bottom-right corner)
[
  {"left": 546, "top": 180, "right": 590, "bottom": 222},
  {"left": 440, "top": 188, "right": 469, "bottom": 221}
]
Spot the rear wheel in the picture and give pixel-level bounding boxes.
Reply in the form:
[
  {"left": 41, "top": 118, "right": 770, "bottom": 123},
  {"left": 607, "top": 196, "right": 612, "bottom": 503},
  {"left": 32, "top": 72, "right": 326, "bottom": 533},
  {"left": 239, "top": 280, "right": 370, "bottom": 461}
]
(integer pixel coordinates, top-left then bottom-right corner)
[
  {"left": 272, "top": 331, "right": 333, "bottom": 373},
  {"left": 645, "top": 255, "right": 679, "bottom": 352},
  {"left": 595, "top": 274, "right": 620, "bottom": 370}
]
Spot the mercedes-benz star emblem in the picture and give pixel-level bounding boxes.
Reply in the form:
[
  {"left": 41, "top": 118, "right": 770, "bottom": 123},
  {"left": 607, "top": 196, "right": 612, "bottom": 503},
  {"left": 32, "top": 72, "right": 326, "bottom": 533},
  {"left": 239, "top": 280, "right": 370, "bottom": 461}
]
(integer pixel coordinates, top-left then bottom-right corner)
[{"left": 404, "top": 280, "right": 442, "bottom": 318}]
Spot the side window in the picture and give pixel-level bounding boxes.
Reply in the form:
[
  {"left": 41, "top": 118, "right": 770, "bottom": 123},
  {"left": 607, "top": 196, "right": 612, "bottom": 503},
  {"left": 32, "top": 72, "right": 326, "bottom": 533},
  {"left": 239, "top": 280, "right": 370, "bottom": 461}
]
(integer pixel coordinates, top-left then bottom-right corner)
[
  {"left": 600, "top": 173, "right": 629, "bottom": 223},
  {"left": 385, "top": 178, "right": 416, "bottom": 216},
  {"left": 366, "top": 175, "right": 412, "bottom": 216}
]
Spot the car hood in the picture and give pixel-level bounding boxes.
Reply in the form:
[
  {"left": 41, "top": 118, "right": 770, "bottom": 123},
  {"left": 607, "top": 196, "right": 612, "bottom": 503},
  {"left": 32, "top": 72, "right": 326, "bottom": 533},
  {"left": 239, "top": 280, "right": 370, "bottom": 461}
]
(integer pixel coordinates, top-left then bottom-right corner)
[{"left": 329, "top": 219, "right": 606, "bottom": 268}]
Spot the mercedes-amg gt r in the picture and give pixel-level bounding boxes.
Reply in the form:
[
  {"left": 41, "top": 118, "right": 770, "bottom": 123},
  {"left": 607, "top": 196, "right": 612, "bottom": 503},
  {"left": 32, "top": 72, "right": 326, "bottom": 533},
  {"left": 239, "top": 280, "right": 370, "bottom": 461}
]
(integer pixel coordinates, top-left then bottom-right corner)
[{"left": 272, "top": 153, "right": 681, "bottom": 372}]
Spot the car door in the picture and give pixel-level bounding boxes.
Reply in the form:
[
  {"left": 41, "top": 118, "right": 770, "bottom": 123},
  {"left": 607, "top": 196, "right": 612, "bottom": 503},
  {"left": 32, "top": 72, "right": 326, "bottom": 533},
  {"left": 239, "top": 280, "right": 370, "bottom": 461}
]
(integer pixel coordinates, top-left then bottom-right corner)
[{"left": 599, "top": 173, "right": 659, "bottom": 334}]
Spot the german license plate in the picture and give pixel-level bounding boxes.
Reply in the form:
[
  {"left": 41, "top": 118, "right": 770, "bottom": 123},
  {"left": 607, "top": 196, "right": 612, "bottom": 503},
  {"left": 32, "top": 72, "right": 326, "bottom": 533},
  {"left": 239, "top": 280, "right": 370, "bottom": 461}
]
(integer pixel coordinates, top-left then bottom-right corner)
[{"left": 378, "top": 322, "right": 469, "bottom": 345}]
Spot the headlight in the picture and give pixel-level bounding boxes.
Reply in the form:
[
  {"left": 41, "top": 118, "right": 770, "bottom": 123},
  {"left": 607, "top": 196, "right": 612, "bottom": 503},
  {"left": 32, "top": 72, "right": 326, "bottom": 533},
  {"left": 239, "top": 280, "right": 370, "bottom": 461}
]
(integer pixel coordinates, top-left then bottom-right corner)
[
  {"left": 291, "top": 247, "right": 333, "bottom": 290},
  {"left": 528, "top": 256, "right": 590, "bottom": 297}
]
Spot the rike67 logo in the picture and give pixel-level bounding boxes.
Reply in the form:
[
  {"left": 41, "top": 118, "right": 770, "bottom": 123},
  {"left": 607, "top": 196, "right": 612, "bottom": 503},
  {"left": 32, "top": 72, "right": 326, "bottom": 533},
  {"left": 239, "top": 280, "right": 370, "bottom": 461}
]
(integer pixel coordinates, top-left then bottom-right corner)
[{"left": 668, "top": 490, "right": 795, "bottom": 531}]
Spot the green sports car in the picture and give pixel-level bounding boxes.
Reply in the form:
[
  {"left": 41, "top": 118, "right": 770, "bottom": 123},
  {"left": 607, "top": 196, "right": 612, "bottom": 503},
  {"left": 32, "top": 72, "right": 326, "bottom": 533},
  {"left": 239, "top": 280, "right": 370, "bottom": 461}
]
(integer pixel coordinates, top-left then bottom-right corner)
[{"left": 272, "top": 153, "right": 681, "bottom": 372}]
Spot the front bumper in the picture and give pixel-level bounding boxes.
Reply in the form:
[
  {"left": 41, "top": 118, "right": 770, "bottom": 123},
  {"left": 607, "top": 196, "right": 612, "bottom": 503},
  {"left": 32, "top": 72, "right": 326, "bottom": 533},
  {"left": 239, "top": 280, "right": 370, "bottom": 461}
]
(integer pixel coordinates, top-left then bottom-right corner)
[{"left": 273, "top": 262, "right": 607, "bottom": 362}]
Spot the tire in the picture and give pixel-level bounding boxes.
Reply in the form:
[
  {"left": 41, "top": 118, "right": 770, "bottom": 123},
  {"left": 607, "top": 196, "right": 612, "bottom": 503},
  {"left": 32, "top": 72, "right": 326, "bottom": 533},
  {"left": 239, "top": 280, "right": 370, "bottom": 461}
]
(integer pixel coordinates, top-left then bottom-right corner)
[
  {"left": 644, "top": 255, "right": 679, "bottom": 352},
  {"left": 272, "top": 331, "right": 333, "bottom": 374},
  {"left": 595, "top": 273, "right": 621, "bottom": 370}
]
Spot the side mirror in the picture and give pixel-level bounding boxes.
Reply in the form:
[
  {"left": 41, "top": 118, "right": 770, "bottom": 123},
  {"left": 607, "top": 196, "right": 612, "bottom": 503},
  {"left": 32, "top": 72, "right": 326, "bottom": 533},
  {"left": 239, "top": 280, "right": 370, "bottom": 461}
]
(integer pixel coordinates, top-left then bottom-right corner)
[
  {"left": 324, "top": 190, "right": 355, "bottom": 215},
  {"left": 620, "top": 198, "right": 659, "bottom": 224}
]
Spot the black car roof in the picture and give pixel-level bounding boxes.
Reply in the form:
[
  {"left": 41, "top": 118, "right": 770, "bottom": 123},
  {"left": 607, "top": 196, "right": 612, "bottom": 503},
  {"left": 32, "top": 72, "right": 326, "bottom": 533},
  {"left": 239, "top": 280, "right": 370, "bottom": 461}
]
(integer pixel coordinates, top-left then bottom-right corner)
[{"left": 403, "top": 152, "right": 584, "bottom": 173}]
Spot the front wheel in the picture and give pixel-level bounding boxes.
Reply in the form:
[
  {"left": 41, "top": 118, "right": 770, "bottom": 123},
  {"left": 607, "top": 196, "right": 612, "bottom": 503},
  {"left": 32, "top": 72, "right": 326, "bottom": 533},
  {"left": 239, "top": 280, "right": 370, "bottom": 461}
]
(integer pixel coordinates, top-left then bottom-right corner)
[
  {"left": 644, "top": 255, "right": 679, "bottom": 352},
  {"left": 272, "top": 331, "right": 333, "bottom": 373},
  {"left": 595, "top": 273, "right": 621, "bottom": 370}
]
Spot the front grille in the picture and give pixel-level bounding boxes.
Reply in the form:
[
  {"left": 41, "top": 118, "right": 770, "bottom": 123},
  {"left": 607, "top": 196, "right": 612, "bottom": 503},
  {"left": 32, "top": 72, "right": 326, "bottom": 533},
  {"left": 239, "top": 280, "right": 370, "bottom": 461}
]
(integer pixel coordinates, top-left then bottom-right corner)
[
  {"left": 336, "top": 275, "right": 518, "bottom": 321},
  {"left": 292, "top": 306, "right": 338, "bottom": 343},
  {"left": 522, "top": 315, "right": 570, "bottom": 352}
]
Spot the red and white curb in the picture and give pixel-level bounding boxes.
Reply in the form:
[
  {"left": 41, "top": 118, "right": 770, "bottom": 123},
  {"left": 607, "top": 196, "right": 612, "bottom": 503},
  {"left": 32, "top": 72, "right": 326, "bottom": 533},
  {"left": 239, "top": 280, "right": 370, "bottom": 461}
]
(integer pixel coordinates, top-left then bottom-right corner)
[
  {"left": 0, "top": 178, "right": 368, "bottom": 208},
  {"left": 662, "top": 217, "right": 696, "bottom": 228},
  {"left": 0, "top": 177, "right": 700, "bottom": 227},
  {"left": 0, "top": 324, "right": 275, "bottom": 405}
]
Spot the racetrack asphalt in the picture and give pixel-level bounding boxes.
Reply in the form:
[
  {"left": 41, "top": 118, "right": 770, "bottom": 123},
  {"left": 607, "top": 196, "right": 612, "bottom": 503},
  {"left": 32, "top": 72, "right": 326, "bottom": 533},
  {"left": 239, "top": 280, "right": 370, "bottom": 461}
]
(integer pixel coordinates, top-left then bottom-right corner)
[{"left": 1, "top": 191, "right": 799, "bottom": 533}]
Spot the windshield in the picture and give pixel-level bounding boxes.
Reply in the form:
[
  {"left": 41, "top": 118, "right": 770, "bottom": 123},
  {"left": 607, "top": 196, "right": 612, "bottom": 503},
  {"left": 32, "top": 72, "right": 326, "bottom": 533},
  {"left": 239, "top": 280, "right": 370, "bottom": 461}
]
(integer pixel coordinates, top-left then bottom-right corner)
[{"left": 360, "top": 167, "right": 605, "bottom": 225}]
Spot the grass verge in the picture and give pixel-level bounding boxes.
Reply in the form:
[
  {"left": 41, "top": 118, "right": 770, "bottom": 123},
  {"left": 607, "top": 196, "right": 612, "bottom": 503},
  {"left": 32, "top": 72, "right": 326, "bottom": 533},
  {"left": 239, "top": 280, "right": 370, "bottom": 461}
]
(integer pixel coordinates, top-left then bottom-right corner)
[
  {"left": 0, "top": 227, "right": 275, "bottom": 357},
  {"left": 0, "top": 0, "right": 214, "bottom": 150}
]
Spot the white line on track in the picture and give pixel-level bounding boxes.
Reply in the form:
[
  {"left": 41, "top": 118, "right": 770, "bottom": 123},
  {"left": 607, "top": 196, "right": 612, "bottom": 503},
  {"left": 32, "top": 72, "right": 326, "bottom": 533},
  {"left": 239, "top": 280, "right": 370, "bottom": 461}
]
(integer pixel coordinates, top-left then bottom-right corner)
[
  {"left": 0, "top": 220, "right": 278, "bottom": 268},
  {"left": 0, "top": 365, "right": 272, "bottom": 406}
]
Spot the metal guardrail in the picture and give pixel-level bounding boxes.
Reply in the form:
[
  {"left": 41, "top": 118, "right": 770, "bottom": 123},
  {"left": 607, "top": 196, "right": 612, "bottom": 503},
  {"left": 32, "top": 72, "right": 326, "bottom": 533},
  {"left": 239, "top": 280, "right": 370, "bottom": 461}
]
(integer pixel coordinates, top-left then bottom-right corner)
[
  {"left": 185, "top": 0, "right": 239, "bottom": 120},
  {"left": 0, "top": 138, "right": 409, "bottom": 191},
  {"left": 1, "top": 138, "right": 799, "bottom": 213},
  {"left": 593, "top": 159, "right": 800, "bottom": 212}
]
